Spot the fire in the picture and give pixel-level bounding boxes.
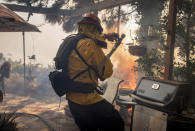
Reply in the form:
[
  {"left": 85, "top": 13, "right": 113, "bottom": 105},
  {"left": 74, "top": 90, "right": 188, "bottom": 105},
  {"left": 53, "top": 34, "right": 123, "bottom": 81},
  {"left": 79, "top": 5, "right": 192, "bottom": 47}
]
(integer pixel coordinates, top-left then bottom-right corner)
[
  {"left": 104, "top": 22, "right": 138, "bottom": 90},
  {"left": 160, "top": 66, "right": 165, "bottom": 80},
  {"left": 113, "top": 51, "right": 138, "bottom": 90},
  {"left": 128, "top": 107, "right": 132, "bottom": 112}
]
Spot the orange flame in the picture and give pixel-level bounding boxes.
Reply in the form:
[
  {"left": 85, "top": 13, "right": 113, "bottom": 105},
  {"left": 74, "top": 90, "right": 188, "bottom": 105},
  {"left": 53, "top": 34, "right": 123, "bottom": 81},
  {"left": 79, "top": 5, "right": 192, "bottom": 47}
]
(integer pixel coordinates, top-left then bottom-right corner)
[
  {"left": 104, "top": 22, "right": 138, "bottom": 90},
  {"left": 128, "top": 107, "right": 132, "bottom": 112},
  {"left": 114, "top": 52, "right": 138, "bottom": 90}
]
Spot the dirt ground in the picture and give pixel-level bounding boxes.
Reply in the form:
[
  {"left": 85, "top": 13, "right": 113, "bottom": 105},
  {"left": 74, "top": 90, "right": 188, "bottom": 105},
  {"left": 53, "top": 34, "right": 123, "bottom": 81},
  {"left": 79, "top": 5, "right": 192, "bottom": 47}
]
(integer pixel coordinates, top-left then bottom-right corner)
[
  {"left": 0, "top": 93, "right": 79, "bottom": 131},
  {"left": 0, "top": 93, "right": 131, "bottom": 131}
]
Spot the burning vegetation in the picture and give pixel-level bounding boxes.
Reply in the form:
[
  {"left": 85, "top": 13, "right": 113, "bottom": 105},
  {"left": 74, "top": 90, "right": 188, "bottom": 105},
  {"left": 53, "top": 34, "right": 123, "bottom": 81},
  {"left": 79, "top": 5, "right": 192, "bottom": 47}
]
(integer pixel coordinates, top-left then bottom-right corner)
[{"left": 104, "top": 22, "right": 138, "bottom": 91}]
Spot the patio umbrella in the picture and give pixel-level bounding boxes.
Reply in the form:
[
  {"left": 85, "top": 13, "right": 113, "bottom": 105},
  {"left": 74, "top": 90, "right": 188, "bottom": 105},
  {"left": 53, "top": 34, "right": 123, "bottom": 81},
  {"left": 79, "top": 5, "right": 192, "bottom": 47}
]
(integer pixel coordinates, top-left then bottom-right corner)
[
  {"left": 0, "top": 3, "right": 40, "bottom": 86},
  {"left": 0, "top": 4, "right": 40, "bottom": 32}
]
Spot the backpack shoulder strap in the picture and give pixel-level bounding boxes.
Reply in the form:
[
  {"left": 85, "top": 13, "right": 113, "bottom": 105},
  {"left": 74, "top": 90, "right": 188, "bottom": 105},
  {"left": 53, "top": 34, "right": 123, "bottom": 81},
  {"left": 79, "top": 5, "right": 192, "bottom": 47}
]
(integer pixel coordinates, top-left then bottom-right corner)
[
  {"left": 74, "top": 48, "right": 90, "bottom": 67},
  {"left": 61, "top": 34, "right": 88, "bottom": 71},
  {"left": 71, "top": 39, "right": 100, "bottom": 81}
]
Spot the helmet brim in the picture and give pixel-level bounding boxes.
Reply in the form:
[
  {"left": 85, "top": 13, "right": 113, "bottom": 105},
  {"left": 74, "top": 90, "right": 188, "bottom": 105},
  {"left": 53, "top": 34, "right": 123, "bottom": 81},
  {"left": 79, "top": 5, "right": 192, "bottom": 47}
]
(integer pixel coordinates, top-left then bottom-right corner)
[{"left": 78, "top": 17, "right": 103, "bottom": 33}]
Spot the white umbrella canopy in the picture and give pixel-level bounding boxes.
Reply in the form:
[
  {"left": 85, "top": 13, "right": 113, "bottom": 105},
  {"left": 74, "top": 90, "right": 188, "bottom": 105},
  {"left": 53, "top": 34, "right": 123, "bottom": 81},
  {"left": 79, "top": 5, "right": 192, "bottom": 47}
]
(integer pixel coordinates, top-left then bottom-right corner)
[{"left": 0, "top": 3, "right": 40, "bottom": 32}]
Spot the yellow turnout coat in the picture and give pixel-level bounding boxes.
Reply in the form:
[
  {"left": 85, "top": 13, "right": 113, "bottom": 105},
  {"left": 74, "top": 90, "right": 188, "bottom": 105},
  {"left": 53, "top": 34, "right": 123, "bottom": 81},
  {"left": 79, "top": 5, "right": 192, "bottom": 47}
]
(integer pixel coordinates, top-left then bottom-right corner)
[{"left": 66, "top": 24, "right": 113, "bottom": 105}]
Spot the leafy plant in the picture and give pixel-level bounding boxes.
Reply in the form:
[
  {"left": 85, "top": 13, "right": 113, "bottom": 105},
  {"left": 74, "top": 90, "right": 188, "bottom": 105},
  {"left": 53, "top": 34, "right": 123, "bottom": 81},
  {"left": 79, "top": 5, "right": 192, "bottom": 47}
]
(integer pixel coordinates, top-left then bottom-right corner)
[
  {"left": 0, "top": 112, "right": 18, "bottom": 131},
  {"left": 133, "top": 0, "right": 195, "bottom": 107},
  {"left": 136, "top": 49, "right": 164, "bottom": 78}
]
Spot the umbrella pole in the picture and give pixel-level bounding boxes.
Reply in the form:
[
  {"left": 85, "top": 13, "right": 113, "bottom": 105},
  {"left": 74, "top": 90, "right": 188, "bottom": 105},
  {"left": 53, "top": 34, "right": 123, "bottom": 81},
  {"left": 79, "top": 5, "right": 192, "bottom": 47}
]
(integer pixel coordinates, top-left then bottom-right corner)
[{"left": 22, "top": 31, "right": 26, "bottom": 87}]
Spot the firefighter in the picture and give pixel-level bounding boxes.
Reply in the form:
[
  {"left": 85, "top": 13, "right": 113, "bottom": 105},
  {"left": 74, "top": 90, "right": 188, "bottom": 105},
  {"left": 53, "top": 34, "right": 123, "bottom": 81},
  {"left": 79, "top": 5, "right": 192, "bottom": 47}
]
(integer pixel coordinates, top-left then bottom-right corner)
[
  {"left": 0, "top": 61, "right": 11, "bottom": 101},
  {"left": 66, "top": 14, "right": 124, "bottom": 131}
]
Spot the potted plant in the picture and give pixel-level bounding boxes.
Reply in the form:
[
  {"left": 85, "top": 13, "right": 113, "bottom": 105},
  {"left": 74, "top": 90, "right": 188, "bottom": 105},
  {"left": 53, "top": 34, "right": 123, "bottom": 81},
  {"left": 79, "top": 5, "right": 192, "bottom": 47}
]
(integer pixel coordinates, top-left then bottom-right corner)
[{"left": 128, "top": 45, "right": 147, "bottom": 56}]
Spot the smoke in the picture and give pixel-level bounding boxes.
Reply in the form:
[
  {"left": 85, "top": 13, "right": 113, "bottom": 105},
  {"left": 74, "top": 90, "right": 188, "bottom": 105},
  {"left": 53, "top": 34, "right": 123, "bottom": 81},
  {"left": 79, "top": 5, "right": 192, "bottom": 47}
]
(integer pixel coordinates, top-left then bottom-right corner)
[{"left": 4, "top": 69, "right": 56, "bottom": 98}]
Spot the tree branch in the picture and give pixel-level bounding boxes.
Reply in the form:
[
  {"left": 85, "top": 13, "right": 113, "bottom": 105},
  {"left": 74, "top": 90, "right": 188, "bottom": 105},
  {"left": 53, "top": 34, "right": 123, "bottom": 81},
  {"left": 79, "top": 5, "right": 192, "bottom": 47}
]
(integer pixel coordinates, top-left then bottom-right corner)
[{"left": 3, "top": 0, "right": 133, "bottom": 16}]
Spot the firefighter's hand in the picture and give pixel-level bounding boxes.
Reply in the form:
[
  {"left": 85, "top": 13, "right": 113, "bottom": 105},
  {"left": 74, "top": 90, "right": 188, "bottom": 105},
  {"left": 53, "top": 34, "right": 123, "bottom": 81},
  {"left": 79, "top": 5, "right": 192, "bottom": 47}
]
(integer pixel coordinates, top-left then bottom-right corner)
[{"left": 105, "top": 32, "right": 118, "bottom": 42}]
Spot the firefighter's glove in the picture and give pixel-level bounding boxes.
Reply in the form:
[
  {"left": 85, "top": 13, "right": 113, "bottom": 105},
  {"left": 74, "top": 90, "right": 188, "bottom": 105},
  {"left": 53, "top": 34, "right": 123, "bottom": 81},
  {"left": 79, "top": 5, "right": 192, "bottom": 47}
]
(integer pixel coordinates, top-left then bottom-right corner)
[{"left": 105, "top": 32, "right": 118, "bottom": 42}]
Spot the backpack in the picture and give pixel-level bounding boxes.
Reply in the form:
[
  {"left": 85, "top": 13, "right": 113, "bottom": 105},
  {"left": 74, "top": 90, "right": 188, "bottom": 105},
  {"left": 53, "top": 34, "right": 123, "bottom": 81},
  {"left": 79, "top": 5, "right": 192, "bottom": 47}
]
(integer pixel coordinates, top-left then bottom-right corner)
[{"left": 49, "top": 34, "right": 97, "bottom": 97}]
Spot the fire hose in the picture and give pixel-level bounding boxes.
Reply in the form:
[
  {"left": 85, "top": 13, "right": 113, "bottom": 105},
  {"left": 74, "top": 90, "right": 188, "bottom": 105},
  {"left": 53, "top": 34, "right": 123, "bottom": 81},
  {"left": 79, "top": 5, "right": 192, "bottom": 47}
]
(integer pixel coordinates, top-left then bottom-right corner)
[
  {"left": 97, "top": 33, "right": 126, "bottom": 70},
  {"left": 97, "top": 34, "right": 125, "bottom": 94}
]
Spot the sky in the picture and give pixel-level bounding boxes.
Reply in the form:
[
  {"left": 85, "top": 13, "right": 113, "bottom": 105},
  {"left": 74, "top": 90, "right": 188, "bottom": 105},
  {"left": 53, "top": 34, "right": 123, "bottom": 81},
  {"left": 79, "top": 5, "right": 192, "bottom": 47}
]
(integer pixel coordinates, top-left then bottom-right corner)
[
  {"left": 0, "top": 1, "right": 139, "bottom": 67},
  {"left": 0, "top": 11, "right": 70, "bottom": 67}
]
